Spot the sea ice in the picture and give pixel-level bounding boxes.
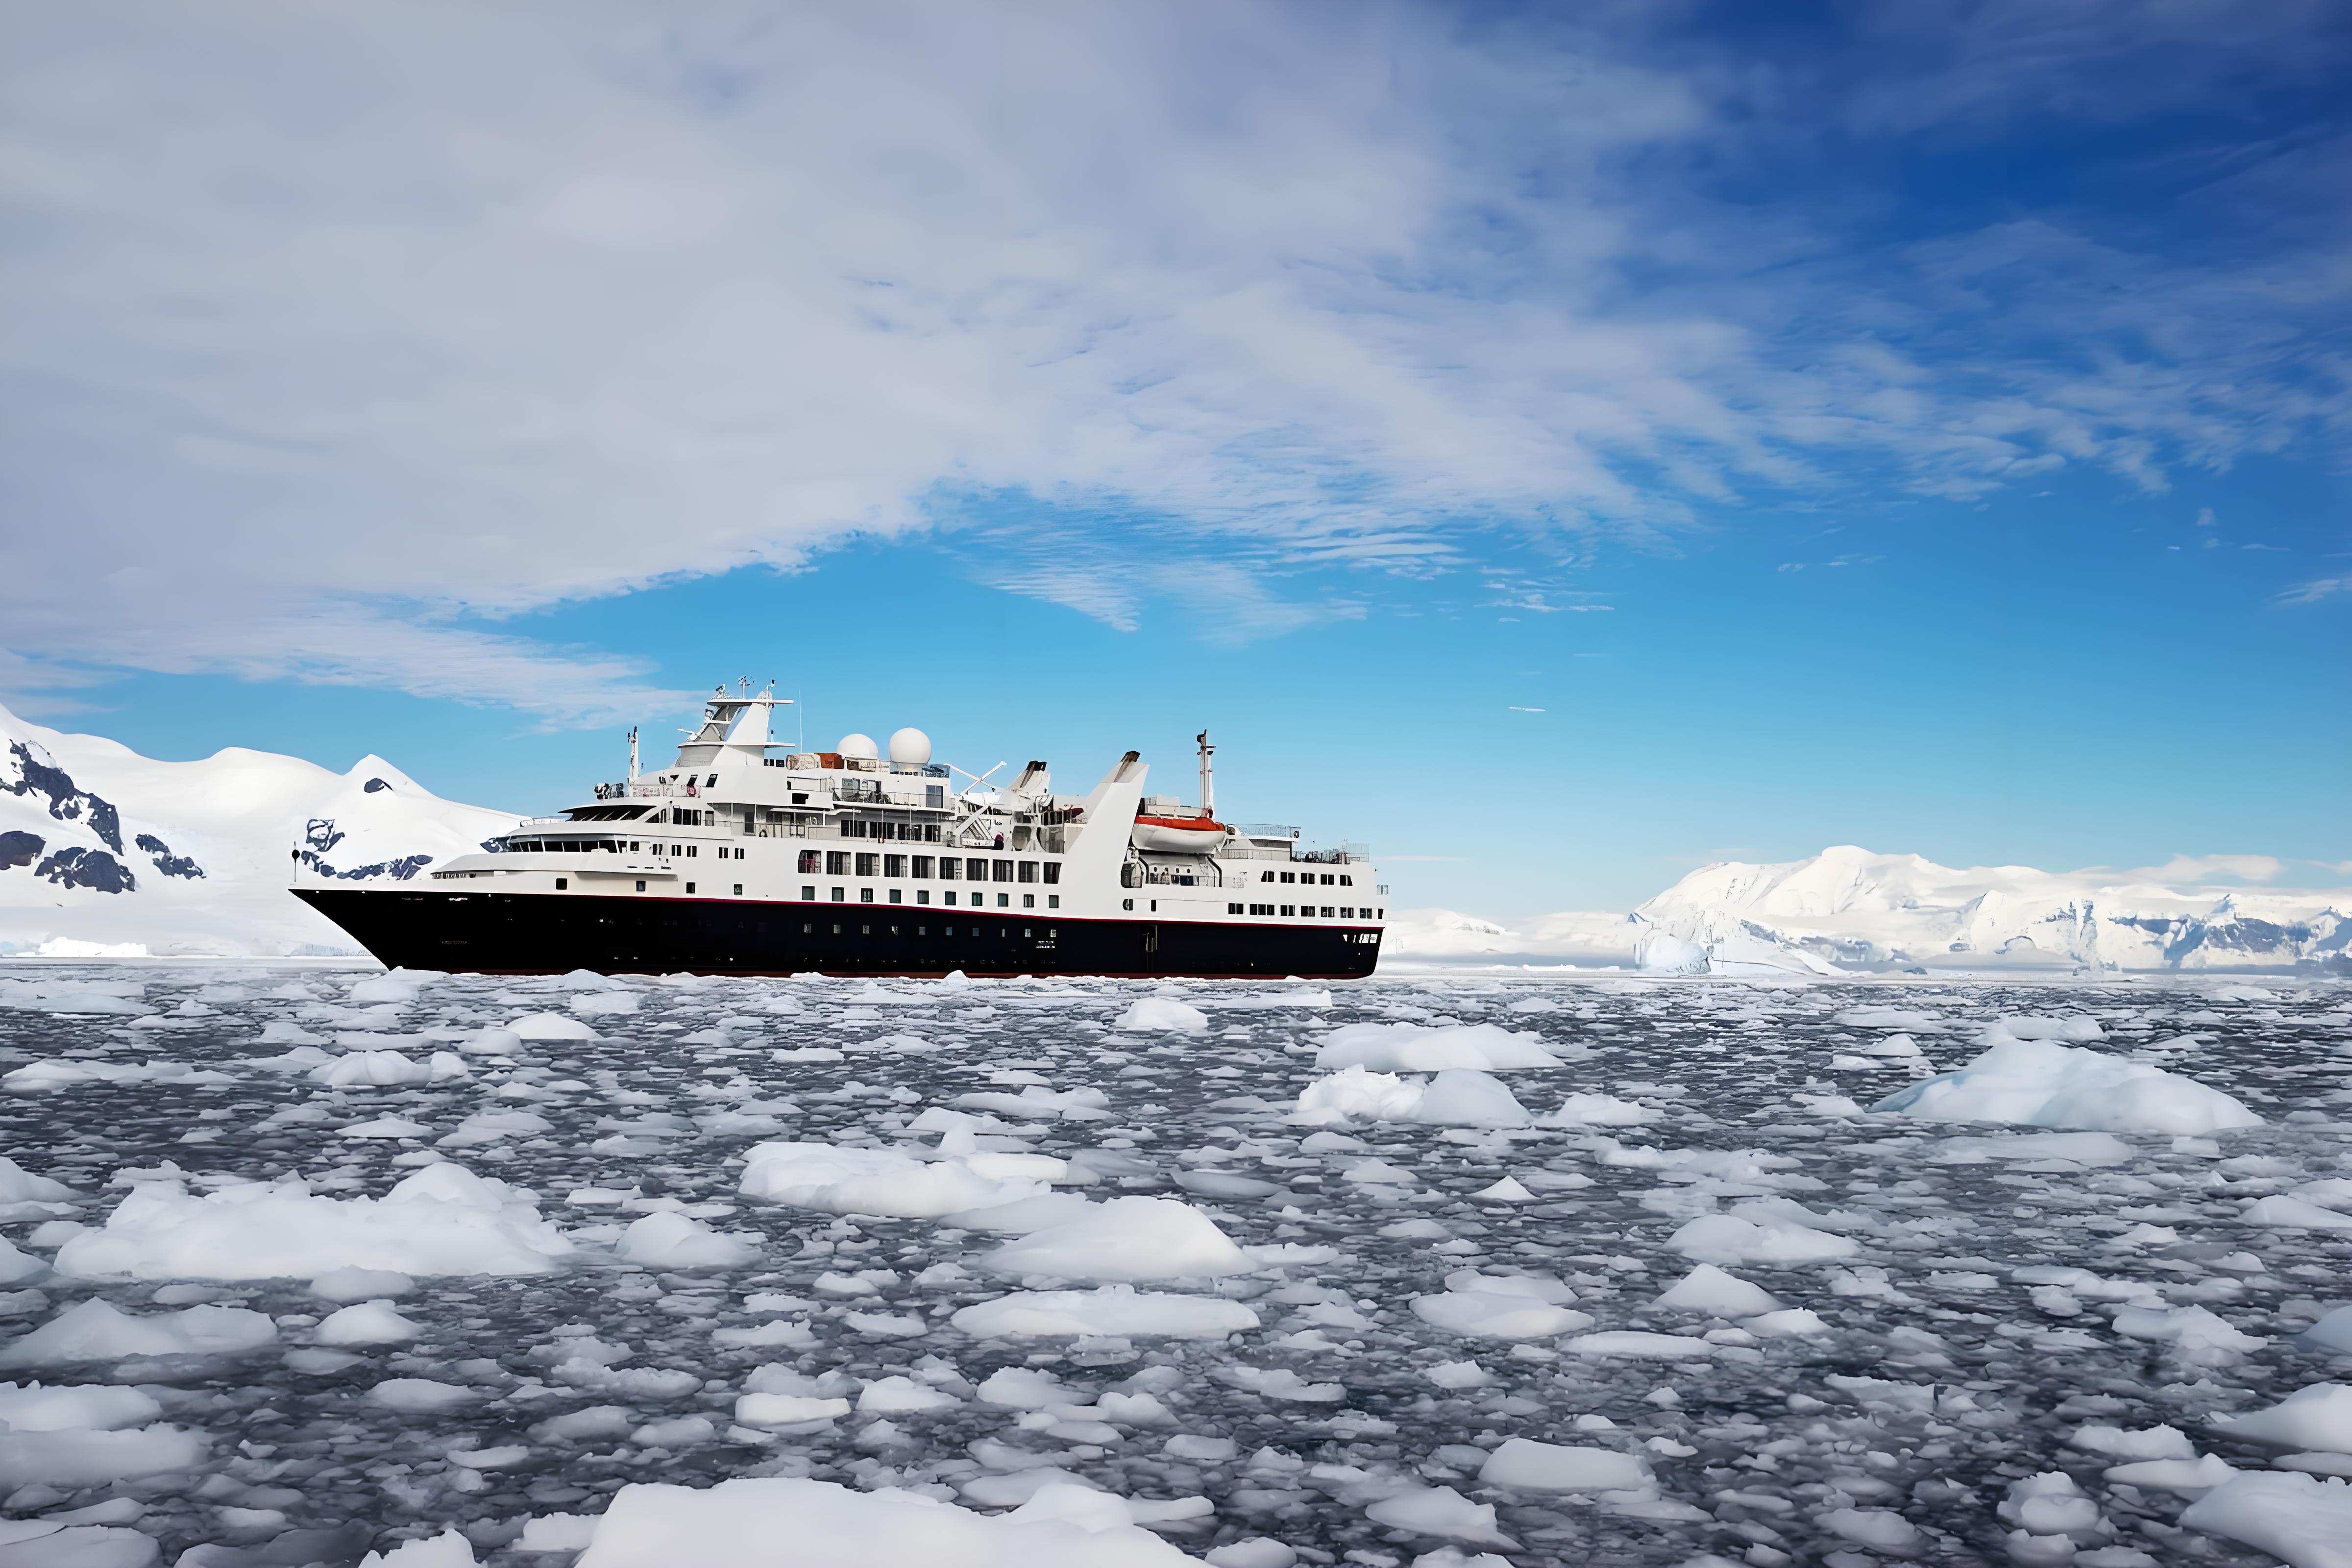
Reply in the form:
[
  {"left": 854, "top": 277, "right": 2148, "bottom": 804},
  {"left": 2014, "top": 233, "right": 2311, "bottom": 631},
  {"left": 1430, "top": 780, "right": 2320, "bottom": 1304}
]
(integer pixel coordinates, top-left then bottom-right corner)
[
  {"left": 1313, "top": 1022, "right": 1557, "bottom": 1072},
  {"left": 0, "top": 1299, "right": 276, "bottom": 1366},
  {"left": 2181, "top": 1470, "right": 2352, "bottom": 1568},
  {"left": 738, "top": 1142, "right": 1058, "bottom": 1218},
  {"left": 2215, "top": 1383, "right": 2352, "bottom": 1453},
  {"left": 1476, "top": 1439, "right": 1650, "bottom": 1493},
  {"left": 1873, "top": 1037, "right": 2261, "bottom": 1134},
  {"left": 571, "top": 1475, "right": 1191, "bottom": 1566},
  {"left": 982, "top": 1196, "right": 1251, "bottom": 1281},
  {"left": 51, "top": 1164, "right": 572, "bottom": 1279}
]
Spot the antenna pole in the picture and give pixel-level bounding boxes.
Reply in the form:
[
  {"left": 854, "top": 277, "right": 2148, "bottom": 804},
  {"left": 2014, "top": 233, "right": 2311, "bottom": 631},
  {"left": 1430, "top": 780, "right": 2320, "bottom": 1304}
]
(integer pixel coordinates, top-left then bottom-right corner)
[
  {"left": 628, "top": 726, "right": 639, "bottom": 784},
  {"left": 1196, "top": 729, "right": 1215, "bottom": 815}
]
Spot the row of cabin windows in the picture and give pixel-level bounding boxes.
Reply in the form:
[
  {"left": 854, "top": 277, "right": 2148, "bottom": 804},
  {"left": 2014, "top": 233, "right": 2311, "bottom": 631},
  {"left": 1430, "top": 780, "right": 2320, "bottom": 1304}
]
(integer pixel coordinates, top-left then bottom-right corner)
[
  {"left": 799, "top": 852, "right": 1057, "bottom": 884},
  {"left": 1233, "top": 903, "right": 1381, "bottom": 919},
  {"left": 514, "top": 839, "right": 711, "bottom": 856},
  {"left": 805, "top": 923, "right": 1054, "bottom": 940},
  {"left": 840, "top": 819, "right": 944, "bottom": 841},
  {"left": 803, "top": 885, "right": 1055, "bottom": 910},
  {"left": 1261, "top": 870, "right": 1352, "bottom": 885}
]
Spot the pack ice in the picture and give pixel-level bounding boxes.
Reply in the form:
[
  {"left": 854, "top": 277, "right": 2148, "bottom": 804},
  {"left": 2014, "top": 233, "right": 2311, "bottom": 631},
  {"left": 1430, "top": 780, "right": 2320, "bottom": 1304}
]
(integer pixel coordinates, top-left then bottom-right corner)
[{"left": 0, "top": 962, "right": 2344, "bottom": 1568}]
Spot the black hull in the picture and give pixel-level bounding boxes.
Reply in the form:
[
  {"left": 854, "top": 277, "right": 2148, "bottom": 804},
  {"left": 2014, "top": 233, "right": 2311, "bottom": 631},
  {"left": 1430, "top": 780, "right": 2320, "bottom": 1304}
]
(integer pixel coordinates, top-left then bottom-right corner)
[{"left": 292, "top": 887, "right": 1382, "bottom": 980}]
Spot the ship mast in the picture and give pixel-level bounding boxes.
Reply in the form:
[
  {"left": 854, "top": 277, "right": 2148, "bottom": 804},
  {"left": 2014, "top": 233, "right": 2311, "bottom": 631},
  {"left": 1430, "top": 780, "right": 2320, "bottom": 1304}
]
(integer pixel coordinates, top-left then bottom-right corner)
[{"left": 1196, "top": 729, "right": 1215, "bottom": 815}]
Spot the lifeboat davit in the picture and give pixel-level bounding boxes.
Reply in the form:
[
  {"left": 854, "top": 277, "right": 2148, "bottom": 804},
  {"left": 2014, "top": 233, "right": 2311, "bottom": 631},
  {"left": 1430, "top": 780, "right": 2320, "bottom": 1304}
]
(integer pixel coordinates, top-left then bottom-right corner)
[{"left": 1131, "top": 809, "right": 1230, "bottom": 854}]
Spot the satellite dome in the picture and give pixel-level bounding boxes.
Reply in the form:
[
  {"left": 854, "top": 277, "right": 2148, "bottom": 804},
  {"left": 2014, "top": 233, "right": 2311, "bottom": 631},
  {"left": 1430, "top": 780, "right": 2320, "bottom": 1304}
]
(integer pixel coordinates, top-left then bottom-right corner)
[
  {"left": 836, "top": 733, "right": 879, "bottom": 760},
  {"left": 887, "top": 727, "right": 933, "bottom": 767}
]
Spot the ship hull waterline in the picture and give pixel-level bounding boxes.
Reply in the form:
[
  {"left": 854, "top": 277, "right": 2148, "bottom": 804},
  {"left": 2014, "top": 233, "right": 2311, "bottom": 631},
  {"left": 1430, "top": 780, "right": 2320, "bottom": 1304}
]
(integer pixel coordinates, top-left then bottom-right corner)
[{"left": 294, "top": 887, "right": 1382, "bottom": 980}]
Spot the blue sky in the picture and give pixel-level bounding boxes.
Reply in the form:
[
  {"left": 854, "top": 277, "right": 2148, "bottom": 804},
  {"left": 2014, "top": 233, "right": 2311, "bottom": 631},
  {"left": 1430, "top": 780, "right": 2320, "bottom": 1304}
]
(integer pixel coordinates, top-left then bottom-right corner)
[{"left": 2, "top": 1, "right": 2346, "bottom": 912}]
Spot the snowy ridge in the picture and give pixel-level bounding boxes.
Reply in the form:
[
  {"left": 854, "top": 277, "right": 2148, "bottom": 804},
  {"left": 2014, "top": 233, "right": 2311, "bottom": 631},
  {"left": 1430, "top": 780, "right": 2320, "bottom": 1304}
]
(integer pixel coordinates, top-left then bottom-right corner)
[
  {"left": 1389, "top": 845, "right": 2351, "bottom": 975},
  {"left": 0, "top": 702, "right": 516, "bottom": 957}
]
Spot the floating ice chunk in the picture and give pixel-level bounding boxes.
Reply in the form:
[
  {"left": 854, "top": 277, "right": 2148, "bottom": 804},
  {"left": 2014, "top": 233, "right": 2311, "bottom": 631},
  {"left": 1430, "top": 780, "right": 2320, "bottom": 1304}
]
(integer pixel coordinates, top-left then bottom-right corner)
[
  {"left": 315, "top": 1300, "right": 422, "bottom": 1346},
  {"left": 977, "top": 1367, "right": 1071, "bottom": 1408},
  {"left": 984, "top": 1197, "right": 1250, "bottom": 1282},
  {"left": 0, "top": 1299, "right": 277, "bottom": 1366},
  {"left": 53, "top": 1164, "right": 572, "bottom": 1280},
  {"left": 953, "top": 1085, "right": 1111, "bottom": 1122},
  {"left": 1315, "top": 1022, "right": 1555, "bottom": 1072},
  {"left": 1409, "top": 1071, "right": 1532, "bottom": 1128},
  {"left": 1112, "top": 999, "right": 1208, "bottom": 1034},
  {"left": 1653, "top": 1264, "right": 1780, "bottom": 1317},
  {"left": 1873, "top": 1038, "right": 2260, "bottom": 1135},
  {"left": 1471, "top": 1176, "right": 1538, "bottom": 1203},
  {"left": 0, "top": 1157, "right": 73, "bottom": 1205},
  {"left": 1667, "top": 1213, "right": 1857, "bottom": 1266},
  {"left": 1742, "top": 1308, "right": 1829, "bottom": 1337},
  {"left": 0, "top": 1235, "right": 42, "bottom": 1286},
  {"left": 1363, "top": 1486, "right": 1518, "bottom": 1548},
  {"left": 0, "top": 1421, "right": 207, "bottom": 1489},
  {"left": 0, "top": 1381, "right": 161, "bottom": 1431},
  {"left": 2181, "top": 1471, "right": 2352, "bottom": 1568},
  {"left": 1426, "top": 1361, "right": 1492, "bottom": 1389},
  {"left": 738, "top": 1142, "right": 1058, "bottom": 1219},
  {"left": 571, "top": 990, "right": 639, "bottom": 1017},
  {"left": 735, "top": 1392, "right": 852, "bottom": 1425},
  {"left": 1213, "top": 1366, "right": 1344, "bottom": 1402},
  {"left": 370, "top": 1378, "right": 481, "bottom": 1414},
  {"left": 615, "top": 1212, "right": 758, "bottom": 1269},
  {"left": 2215, "top": 1384, "right": 2352, "bottom": 1453},
  {"left": 1541, "top": 1093, "right": 1657, "bottom": 1127},
  {"left": 858, "top": 1376, "right": 959, "bottom": 1414},
  {"left": 1204, "top": 1542, "right": 1296, "bottom": 1568},
  {"left": 952, "top": 1287, "right": 1258, "bottom": 1340},
  {"left": 2105, "top": 1454, "right": 2237, "bottom": 1495},
  {"left": 452, "top": 1444, "right": 534, "bottom": 1469},
  {"left": 1411, "top": 1293, "right": 1591, "bottom": 1341},
  {"left": 340, "top": 1116, "right": 432, "bottom": 1139},
  {"left": 1999, "top": 1471, "right": 2102, "bottom": 1536},
  {"left": 2070, "top": 1423, "right": 2195, "bottom": 1461},
  {"left": 2112, "top": 1304, "right": 2264, "bottom": 1363},
  {"left": 456, "top": 1027, "right": 522, "bottom": 1056},
  {"left": 1567, "top": 1331, "right": 1715, "bottom": 1359},
  {"left": 1291, "top": 1067, "right": 1424, "bottom": 1126},
  {"left": 2301, "top": 1308, "right": 2352, "bottom": 1354},
  {"left": 2242, "top": 1196, "right": 2352, "bottom": 1230},
  {"left": 358, "top": 1528, "right": 479, "bottom": 1566},
  {"left": 568, "top": 1474, "right": 1193, "bottom": 1566},
  {"left": 311, "top": 1050, "right": 432, "bottom": 1087},
  {"left": 509, "top": 1012, "right": 595, "bottom": 1041},
  {"left": 1820, "top": 1508, "right": 1922, "bottom": 1552},
  {"left": 1477, "top": 1438, "right": 1649, "bottom": 1493}
]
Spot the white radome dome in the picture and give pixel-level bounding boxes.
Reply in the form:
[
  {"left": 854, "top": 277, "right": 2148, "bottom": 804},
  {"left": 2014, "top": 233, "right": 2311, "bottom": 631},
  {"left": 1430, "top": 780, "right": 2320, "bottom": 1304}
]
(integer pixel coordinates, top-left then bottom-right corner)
[
  {"left": 887, "top": 727, "right": 933, "bottom": 767},
  {"left": 836, "top": 733, "right": 879, "bottom": 761}
]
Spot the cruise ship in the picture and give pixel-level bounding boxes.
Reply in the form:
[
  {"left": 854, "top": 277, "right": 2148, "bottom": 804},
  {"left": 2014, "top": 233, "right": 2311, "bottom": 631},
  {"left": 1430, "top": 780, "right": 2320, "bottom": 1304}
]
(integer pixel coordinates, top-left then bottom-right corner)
[{"left": 292, "top": 689, "right": 1387, "bottom": 978}]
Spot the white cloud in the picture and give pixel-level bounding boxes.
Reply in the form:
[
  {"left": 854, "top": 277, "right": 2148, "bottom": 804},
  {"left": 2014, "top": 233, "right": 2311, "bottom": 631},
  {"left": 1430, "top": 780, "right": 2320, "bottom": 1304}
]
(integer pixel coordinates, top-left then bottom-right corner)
[
  {"left": 1, "top": 2, "right": 2344, "bottom": 717},
  {"left": 2277, "top": 577, "right": 2348, "bottom": 605},
  {"left": 2131, "top": 854, "right": 2284, "bottom": 885}
]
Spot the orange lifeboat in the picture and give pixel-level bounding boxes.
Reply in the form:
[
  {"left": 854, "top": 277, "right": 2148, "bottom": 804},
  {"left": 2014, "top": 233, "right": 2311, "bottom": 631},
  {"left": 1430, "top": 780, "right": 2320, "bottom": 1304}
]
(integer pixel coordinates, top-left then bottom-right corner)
[{"left": 1131, "top": 808, "right": 1229, "bottom": 854}]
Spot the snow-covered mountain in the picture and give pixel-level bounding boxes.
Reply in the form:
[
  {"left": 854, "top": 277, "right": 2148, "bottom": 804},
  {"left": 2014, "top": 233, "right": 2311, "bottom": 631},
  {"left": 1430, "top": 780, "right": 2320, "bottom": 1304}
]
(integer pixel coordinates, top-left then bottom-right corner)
[
  {"left": 1, "top": 702, "right": 516, "bottom": 957},
  {"left": 1388, "top": 845, "right": 2350, "bottom": 975}
]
